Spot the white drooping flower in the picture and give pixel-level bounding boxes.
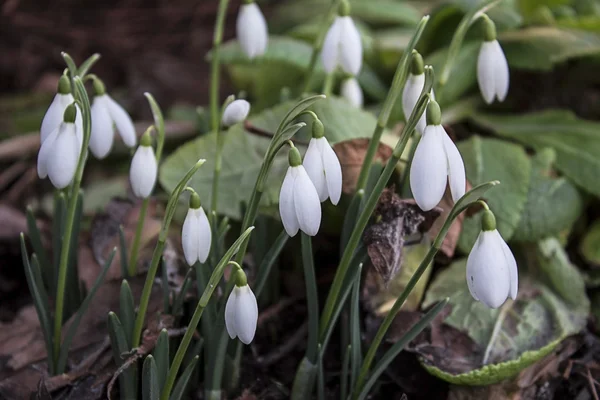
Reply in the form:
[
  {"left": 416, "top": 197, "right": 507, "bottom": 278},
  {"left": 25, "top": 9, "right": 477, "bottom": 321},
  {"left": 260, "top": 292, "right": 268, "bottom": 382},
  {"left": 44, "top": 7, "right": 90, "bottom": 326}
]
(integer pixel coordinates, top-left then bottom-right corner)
[
  {"left": 340, "top": 77, "right": 363, "bottom": 108},
  {"left": 37, "top": 104, "right": 81, "bottom": 189},
  {"left": 89, "top": 79, "right": 137, "bottom": 159},
  {"left": 181, "top": 193, "right": 211, "bottom": 266},
  {"left": 225, "top": 277, "right": 258, "bottom": 344},
  {"left": 129, "top": 133, "right": 157, "bottom": 198},
  {"left": 279, "top": 147, "right": 322, "bottom": 237},
  {"left": 409, "top": 100, "right": 466, "bottom": 211},
  {"left": 236, "top": 2, "right": 268, "bottom": 59},
  {"left": 222, "top": 99, "right": 250, "bottom": 127},
  {"left": 40, "top": 75, "right": 83, "bottom": 144},
  {"left": 303, "top": 120, "right": 343, "bottom": 205},
  {"left": 466, "top": 210, "right": 518, "bottom": 309},
  {"left": 476, "top": 17, "right": 509, "bottom": 104},
  {"left": 321, "top": 3, "right": 362, "bottom": 76}
]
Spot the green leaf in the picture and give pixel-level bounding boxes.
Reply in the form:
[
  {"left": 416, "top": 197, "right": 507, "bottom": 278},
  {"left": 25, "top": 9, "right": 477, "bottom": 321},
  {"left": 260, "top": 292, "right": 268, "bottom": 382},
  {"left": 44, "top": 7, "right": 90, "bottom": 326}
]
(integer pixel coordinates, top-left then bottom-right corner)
[
  {"left": 511, "top": 149, "right": 583, "bottom": 242},
  {"left": 142, "top": 355, "right": 160, "bottom": 400},
  {"left": 26, "top": 207, "right": 51, "bottom": 289},
  {"left": 517, "top": 0, "right": 570, "bottom": 19},
  {"left": 169, "top": 356, "right": 199, "bottom": 400},
  {"left": 153, "top": 329, "right": 170, "bottom": 393},
  {"left": 119, "top": 279, "right": 136, "bottom": 347},
  {"left": 457, "top": 137, "right": 531, "bottom": 251},
  {"left": 472, "top": 110, "right": 600, "bottom": 197},
  {"left": 500, "top": 27, "right": 600, "bottom": 70},
  {"left": 107, "top": 312, "right": 137, "bottom": 399},
  {"left": 581, "top": 219, "right": 600, "bottom": 266},
  {"left": 160, "top": 97, "right": 382, "bottom": 219}
]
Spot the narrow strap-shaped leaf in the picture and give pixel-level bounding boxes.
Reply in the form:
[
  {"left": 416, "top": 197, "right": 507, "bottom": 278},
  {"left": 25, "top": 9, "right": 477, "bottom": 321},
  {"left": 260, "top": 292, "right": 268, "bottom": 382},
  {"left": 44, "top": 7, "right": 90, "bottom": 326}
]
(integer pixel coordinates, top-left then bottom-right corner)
[
  {"left": 341, "top": 345, "right": 351, "bottom": 400},
  {"left": 120, "top": 279, "right": 136, "bottom": 347},
  {"left": 52, "top": 191, "right": 66, "bottom": 294},
  {"left": 143, "top": 355, "right": 160, "bottom": 400},
  {"left": 153, "top": 329, "right": 170, "bottom": 392},
  {"left": 76, "top": 53, "right": 100, "bottom": 77},
  {"left": 20, "top": 235, "right": 54, "bottom": 375},
  {"left": 355, "top": 299, "right": 449, "bottom": 400},
  {"left": 61, "top": 52, "right": 78, "bottom": 78},
  {"left": 107, "top": 312, "right": 137, "bottom": 399},
  {"left": 57, "top": 248, "right": 116, "bottom": 373},
  {"left": 30, "top": 254, "right": 51, "bottom": 313},
  {"left": 118, "top": 225, "right": 129, "bottom": 279},
  {"left": 161, "top": 257, "right": 170, "bottom": 314},
  {"left": 171, "top": 269, "right": 193, "bottom": 317},
  {"left": 169, "top": 356, "right": 199, "bottom": 400},
  {"left": 254, "top": 230, "right": 288, "bottom": 297},
  {"left": 340, "top": 190, "right": 363, "bottom": 255},
  {"left": 349, "top": 270, "right": 362, "bottom": 390},
  {"left": 25, "top": 207, "right": 51, "bottom": 288},
  {"left": 317, "top": 345, "right": 325, "bottom": 400},
  {"left": 66, "top": 190, "right": 84, "bottom": 309}
]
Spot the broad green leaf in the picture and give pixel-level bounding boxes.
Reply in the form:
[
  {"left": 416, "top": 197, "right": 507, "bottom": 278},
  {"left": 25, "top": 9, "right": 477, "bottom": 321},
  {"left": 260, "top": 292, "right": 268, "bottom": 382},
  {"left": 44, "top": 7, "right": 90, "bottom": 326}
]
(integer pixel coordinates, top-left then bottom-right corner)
[
  {"left": 581, "top": 220, "right": 600, "bottom": 267},
  {"left": 511, "top": 149, "right": 583, "bottom": 242},
  {"left": 500, "top": 27, "right": 600, "bottom": 70},
  {"left": 457, "top": 137, "right": 531, "bottom": 252},
  {"left": 472, "top": 110, "right": 600, "bottom": 197},
  {"left": 160, "top": 97, "right": 381, "bottom": 219}
]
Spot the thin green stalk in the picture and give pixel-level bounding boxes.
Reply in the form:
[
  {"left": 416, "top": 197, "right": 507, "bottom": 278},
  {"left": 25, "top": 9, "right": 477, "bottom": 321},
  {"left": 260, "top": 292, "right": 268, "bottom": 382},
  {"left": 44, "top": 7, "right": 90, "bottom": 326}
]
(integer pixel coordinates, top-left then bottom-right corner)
[
  {"left": 322, "top": 73, "right": 335, "bottom": 97},
  {"left": 354, "top": 16, "right": 430, "bottom": 192},
  {"left": 301, "top": 233, "right": 319, "bottom": 362},
  {"left": 210, "top": 0, "right": 231, "bottom": 131},
  {"left": 128, "top": 198, "right": 149, "bottom": 276}
]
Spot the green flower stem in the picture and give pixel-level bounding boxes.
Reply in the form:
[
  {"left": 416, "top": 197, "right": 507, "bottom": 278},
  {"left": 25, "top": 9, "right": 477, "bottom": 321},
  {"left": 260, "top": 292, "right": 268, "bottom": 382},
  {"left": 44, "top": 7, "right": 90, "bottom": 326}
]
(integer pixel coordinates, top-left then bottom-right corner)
[
  {"left": 52, "top": 75, "right": 92, "bottom": 371},
  {"left": 160, "top": 232, "right": 254, "bottom": 400},
  {"left": 354, "top": 16, "right": 430, "bottom": 192},
  {"left": 132, "top": 160, "right": 206, "bottom": 348},
  {"left": 211, "top": 96, "right": 235, "bottom": 216},
  {"left": 301, "top": 233, "right": 319, "bottom": 362},
  {"left": 210, "top": 0, "right": 231, "bottom": 131},
  {"left": 322, "top": 73, "right": 335, "bottom": 97},
  {"left": 127, "top": 199, "right": 149, "bottom": 277}
]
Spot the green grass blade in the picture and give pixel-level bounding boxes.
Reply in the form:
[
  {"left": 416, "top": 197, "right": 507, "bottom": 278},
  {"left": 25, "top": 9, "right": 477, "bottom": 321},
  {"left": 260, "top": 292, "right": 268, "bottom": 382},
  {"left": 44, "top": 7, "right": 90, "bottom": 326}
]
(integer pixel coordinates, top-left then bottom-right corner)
[
  {"left": 143, "top": 355, "right": 160, "bottom": 400},
  {"left": 108, "top": 312, "right": 137, "bottom": 399},
  {"left": 120, "top": 279, "right": 136, "bottom": 347},
  {"left": 169, "top": 356, "right": 199, "bottom": 400},
  {"left": 153, "top": 329, "right": 170, "bottom": 392}
]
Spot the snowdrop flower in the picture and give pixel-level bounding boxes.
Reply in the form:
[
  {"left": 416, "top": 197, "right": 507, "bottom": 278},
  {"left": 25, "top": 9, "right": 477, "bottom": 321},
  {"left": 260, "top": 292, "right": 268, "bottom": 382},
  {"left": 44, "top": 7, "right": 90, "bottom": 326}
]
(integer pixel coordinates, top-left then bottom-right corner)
[
  {"left": 279, "top": 146, "right": 321, "bottom": 237},
  {"left": 225, "top": 269, "right": 258, "bottom": 344},
  {"left": 340, "top": 77, "right": 363, "bottom": 108},
  {"left": 237, "top": 1, "right": 268, "bottom": 59},
  {"left": 402, "top": 51, "right": 434, "bottom": 134},
  {"left": 40, "top": 75, "right": 83, "bottom": 144},
  {"left": 181, "top": 191, "right": 211, "bottom": 266},
  {"left": 89, "top": 79, "right": 137, "bottom": 159},
  {"left": 303, "top": 119, "right": 342, "bottom": 205},
  {"left": 321, "top": 1, "right": 362, "bottom": 75},
  {"left": 477, "top": 16, "right": 509, "bottom": 104},
  {"left": 129, "top": 131, "right": 157, "bottom": 198},
  {"left": 37, "top": 104, "right": 81, "bottom": 189},
  {"left": 410, "top": 100, "right": 466, "bottom": 211},
  {"left": 466, "top": 209, "right": 518, "bottom": 308},
  {"left": 222, "top": 99, "right": 250, "bottom": 127}
]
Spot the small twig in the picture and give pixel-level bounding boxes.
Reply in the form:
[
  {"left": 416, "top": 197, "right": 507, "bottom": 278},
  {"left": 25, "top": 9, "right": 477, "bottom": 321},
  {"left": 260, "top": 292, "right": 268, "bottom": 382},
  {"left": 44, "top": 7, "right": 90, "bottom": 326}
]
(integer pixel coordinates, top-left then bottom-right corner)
[
  {"left": 255, "top": 322, "right": 308, "bottom": 367},
  {"left": 243, "top": 121, "right": 309, "bottom": 146},
  {"left": 587, "top": 368, "right": 600, "bottom": 400}
]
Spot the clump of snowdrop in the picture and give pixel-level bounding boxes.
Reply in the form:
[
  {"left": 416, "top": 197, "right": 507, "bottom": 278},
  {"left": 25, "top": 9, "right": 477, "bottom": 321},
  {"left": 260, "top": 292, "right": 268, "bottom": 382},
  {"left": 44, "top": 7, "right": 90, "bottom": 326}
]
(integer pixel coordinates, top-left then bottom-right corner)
[
  {"left": 279, "top": 146, "right": 322, "bottom": 237},
  {"left": 466, "top": 208, "right": 518, "bottom": 308},
  {"left": 340, "top": 77, "right": 363, "bottom": 108},
  {"left": 181, "top": 190, "right": 212, "bottom": 266},
  {"left": 303, "top": 119, "right": 343, "bottom": 205},
  {"left": 89, "top": 78, "right": 137, "bottom": 159},
  {"left": 321, "top": 0, "right": 363, "bottom": 76},
  {"left": 222, "top": 99, "right": 250, "bottom": 127},
  {"left": 477, "top": 16, "right": 509, "bottom": 104},
  {"left": 37, "top": 104, "right": 82, "bottom": 189},
  {"left": 129, "top": 130, "right": 157, "bottom": 198},
  {"left": 409, "top": 99, "right": 466, "bottom": 211},
  {"left": 236, "top": 0, "right": 268, "bottom": 59},
  {"left": 225, "top": 268, "right": 258, "bottom": 344},
  {"left": 40, "top": 75, "right": 83, "bottom": 144},
  {"left": 402, "top": 51, "right": 433, "bottom": 134}
]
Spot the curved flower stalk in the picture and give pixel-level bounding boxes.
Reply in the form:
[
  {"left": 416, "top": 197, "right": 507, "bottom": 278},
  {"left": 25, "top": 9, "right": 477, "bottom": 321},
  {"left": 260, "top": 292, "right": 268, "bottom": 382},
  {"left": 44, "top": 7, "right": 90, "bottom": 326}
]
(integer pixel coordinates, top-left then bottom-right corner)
[
  {"left": 225, "top": 269, "right": 258, "bottom": 344},
  {"left": 409, "top": 99, "right": 466, "bottom": 211},
  {"left": 279, "top": 146, "right": 322, "bottom": 237},
  {"left": 41, "top": 75, "right": 83, "bottom": 144},
  {"left": 129, "top": 131, "right": 157, "bottom": 198},
  {"left": 477, "top": 16, "right": 509, "bottom": 104},
  {"left": 37, "top": 104, "right": 81, "bottom": 189},
  {"left": 467, "top": 207, "right": 518, "bottom": 308},
  {"left": 303, "top": 119, "right": 343, "bottom": 205},
  {"left": 402, "top": 51, "right": 433, "bottom": 134},
  {"left": 340, "top": 77, "right": 363, "bottom": 107},
  {"left": 236, "top": 0, "right": 268, "bottom": 59},
  {"left": 182, "top": 190, "right": 212, "bottom": 266},
  {"left": 89, "top": 78, "right": 137, "bottom": 159},
  {"left": 321, "top": 0, "right": 362, "bottom": 75}
]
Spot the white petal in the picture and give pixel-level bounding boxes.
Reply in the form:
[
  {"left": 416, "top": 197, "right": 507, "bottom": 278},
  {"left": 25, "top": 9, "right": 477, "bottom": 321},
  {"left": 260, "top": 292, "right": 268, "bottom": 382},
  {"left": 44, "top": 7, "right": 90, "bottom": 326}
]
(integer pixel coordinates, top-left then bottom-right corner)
[
  {"left": 234, "top": 285, "right": 258, "bottom": 344},
  {"left": 477, "top": 41, "right": 497, "bottom": 105},
  {"left": 340, "top": 78, "right": 363, "bottom": 108},
  {"left": 89, "top": 96, "right": 115, "bottom": 159},
  {"left": 222, "top": 99, "right": 250, "bottom": 127},
  {"left": 182, "top": 208, "right": 200, "bottom": 266},
  {"left": 493, "top": 230, "right": 518, "bottom": 300},
  {"left": 105, "top": 95, "right": 137, "bottom": 147},
  {"left": 279, "top": 167, "right": 299, "bottom": 237},
  {"left": 196, "top": 207, "right": 212, "bottom": 264},
  {"left": 225, "top": 288, "right": 238, "bottom": 339},
  {"left": 41, "top": 94, "right": 73, "bottom": 144},
  {"left": 321, "top": 18, "right": 342, "bottom": 73},
  {"left": 293, "top": 166, "right": 322, "bottom": 236},
  {"left": 491, "top": 40, "right": 509, "bottom": 102},
  {"left": 409, "top": 126, "right": 447, "bottom": 211},
  {"left": 47, "top": 123, "right": 79, "bottom": 189},
  {"left": 236, "top": 3, "right": 268, "bottom": 59},
  {"left": 339, "top": 17, "right": 363, "bottom": 75},
  {"left": 466, "top": 232, "right": 484, "bottom": 302},
  {"left": 441, "top": 127, "right": 466, "bottom": 202},
  {"left": 466, "top": 230, "right": 510, "bottom": 309},
  {"left": 402, "top": 73, "right": 427, "bottom": 134},
  {"left": 130, "top": 146, "right": 157, "bottom": 198},
  {"left": 320, "top": 138, "right": 343, "bottom": 205},
  {"left": 303, "top": 139, "right": 327, "bottom": 202},
  {"left": 74, "top": 104, "right": 84, "bottom": 150}
]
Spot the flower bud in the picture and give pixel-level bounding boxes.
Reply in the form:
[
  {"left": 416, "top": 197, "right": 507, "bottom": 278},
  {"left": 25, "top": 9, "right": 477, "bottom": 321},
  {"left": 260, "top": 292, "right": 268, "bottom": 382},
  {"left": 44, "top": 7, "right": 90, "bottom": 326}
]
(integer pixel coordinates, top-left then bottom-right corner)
[
  {"left": 236, "top": 2, "right": 268, "bottom": 59},
  {"left": 222, "top": 99, "right": 250, "bottom": 127},
  {"left": 129, "top": 136, "right": 157, "bottom": 198}
]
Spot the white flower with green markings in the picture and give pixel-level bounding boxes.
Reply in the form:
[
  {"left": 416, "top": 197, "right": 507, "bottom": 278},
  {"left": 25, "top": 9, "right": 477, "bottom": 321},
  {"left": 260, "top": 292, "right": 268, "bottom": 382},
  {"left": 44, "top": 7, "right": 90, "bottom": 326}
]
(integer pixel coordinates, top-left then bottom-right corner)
[
  {"left": 321, "top": 1, "right": 362, "bottom": 75},
  {"left": 129, "top": 131, "right": 157, "bottom": 198},
  {"left": 41, "top": 75, "right": 83, "bottom": 144},
  {"left": 181, "top": 191, "right": 212, "bottom": 266},
  {"left": 237, "top": 1, "right": 268, "bottom": 59},
  {"left": 225, "top": 269, "right": 258, "bottom": 344},
  {"left": 477, "top": 17, "right": 509, "bottom": 104}
]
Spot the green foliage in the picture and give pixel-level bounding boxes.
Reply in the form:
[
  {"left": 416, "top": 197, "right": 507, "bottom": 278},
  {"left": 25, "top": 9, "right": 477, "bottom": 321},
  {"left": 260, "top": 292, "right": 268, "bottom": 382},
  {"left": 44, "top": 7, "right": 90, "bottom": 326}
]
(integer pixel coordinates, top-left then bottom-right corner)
[{"left": 581, "top": 220, "right": 600, "bottom": 266}]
